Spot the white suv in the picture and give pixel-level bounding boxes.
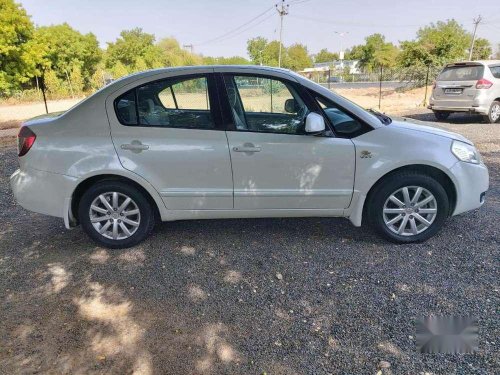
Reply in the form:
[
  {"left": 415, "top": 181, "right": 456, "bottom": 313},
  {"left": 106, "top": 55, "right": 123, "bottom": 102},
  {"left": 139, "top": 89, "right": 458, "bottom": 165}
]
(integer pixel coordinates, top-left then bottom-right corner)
[
  {"left": 429, "top": 60, "right": 500, "bottom": 123},
  {"left": 11, "top": 66, "right": 489, "bottom": 248}
]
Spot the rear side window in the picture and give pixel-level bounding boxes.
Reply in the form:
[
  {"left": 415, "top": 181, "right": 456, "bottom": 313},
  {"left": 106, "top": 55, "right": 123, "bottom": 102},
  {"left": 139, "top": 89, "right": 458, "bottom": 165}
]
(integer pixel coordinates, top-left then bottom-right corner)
[
  {"left": 115, "top": 90, "right": 137, "bottom": 125},
  {"left": 114, "top": 75, "right": 215, "bottom": 129},
  {"left": 438, "top": 65, "right": 484, "bottom": 81},
  {"left": 490, "top": 65, "right": 500, "bottom": 79}
]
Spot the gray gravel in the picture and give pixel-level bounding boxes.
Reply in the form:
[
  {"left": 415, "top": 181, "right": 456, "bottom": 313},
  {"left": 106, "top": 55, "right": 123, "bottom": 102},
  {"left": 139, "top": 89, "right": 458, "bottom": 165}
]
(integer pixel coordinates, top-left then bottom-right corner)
[{"left": 0, "top": 112, "right": 499, "bottom": 374}]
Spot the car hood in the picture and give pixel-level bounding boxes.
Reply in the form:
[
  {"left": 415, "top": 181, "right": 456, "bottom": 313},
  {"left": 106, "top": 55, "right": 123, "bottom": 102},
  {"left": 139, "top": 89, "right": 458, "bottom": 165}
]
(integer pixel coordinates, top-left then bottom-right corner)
[{"left": 389, "top": 119, "right": 472, "bottom": 145}]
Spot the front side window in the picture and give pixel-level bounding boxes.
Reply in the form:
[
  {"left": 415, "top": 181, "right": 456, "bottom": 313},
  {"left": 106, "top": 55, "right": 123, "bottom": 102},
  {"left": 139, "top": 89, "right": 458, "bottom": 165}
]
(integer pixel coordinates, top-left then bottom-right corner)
[
  {"left": 224, "top": 75, "right": 308, "bottom": 134},
  {"left": 314, "top": 95, "right": 365, "bottom": 137},
  {"left": 115, "top": 76, "right": 214, "bottom": 129}
]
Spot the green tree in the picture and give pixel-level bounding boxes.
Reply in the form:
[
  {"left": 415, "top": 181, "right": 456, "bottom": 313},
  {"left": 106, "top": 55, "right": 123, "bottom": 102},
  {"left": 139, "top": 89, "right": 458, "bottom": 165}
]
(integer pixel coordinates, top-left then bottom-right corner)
[
  {"left": 357, "top": 34, "right": 398, "bottom": 71},
  {"left": 416, "top": 20, "right": 470, "bottom": 64},
  {"left": 314, "top": 48, "right": 339, "bottom": 63},
  {"left": 106, "top": 28, "right": 163, "bottom": 72},
  {"left": 111, "top": 61, "right": 129, "bottom": 79},
  {"left": 35, "top": 23, "right": 101, "bottom": 90},
  {"left": 344, "top": 45, "right": 364, "bottom": 60},
  {"left": 495, "top": 44, "right": 500, "bottom": 59},
  {"left": 202, "top": 56, "right": 250, "bottom": 65},
  {"left": 0, "top": 0, "right": 40, "bottom": 93},
  {"left": 471, "top": 38, "right": 492, "bottom": 60},
  {"left": 285, "top": 43, "right": 312, "bottom": 70},
  {"left": 247, "top": 37, "right": 268, "bottom": 64}
]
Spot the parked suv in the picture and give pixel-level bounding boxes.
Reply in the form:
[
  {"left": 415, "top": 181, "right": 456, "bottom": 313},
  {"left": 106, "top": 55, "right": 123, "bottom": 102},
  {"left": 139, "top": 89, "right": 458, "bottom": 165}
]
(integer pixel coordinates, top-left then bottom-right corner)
[
  {"left": 11, "top": 66, "right": 489, "bottom": 248},
  {"left": 429, "top": 60, "right": 500, "bottom": 123}
]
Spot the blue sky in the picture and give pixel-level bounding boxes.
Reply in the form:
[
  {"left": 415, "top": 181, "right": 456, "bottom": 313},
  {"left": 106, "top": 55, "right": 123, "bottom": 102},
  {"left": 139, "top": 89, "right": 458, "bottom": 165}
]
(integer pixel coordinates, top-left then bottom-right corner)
[{"left": 20, "top": 0, "right": 500, "bottom": 57}]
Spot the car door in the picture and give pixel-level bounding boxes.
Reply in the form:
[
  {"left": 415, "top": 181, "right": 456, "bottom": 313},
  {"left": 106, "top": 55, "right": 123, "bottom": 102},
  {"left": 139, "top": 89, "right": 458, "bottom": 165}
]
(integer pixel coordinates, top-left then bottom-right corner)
[
  {"left": 220, "top": 73, "right": 356, "bottom": 210},
  {"left": 107, "top": 72, "right": 233, "bottom": 210}
]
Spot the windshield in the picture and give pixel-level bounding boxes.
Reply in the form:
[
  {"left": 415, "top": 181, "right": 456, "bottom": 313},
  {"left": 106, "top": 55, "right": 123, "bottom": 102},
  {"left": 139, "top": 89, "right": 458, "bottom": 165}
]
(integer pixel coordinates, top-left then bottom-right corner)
[{"left": 438, "top": 65, "right": 484, "bottom": 81}]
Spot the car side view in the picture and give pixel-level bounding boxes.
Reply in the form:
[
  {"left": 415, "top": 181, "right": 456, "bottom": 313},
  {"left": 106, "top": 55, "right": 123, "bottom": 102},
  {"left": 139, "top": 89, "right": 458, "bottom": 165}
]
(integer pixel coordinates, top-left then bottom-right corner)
[
  {"left": 429, "top": 60, "right": 500, "bottom": 123},
  {"left": 11, "top": 66, "right": 489, "bottom": 248}
]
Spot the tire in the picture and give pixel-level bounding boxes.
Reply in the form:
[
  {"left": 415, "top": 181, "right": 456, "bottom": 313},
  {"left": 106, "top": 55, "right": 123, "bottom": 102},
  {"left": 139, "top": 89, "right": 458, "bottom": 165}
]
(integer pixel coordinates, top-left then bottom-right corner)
[
  {"left": 482, "top": 101, "right": 500, "bottom": 124},
  {"left": 78, "top": 180, "right": 155, "bottom": 249},
  {"left": 367, "top": 171, "right": 449, "bottom": 243},
  {"left": 433, "top": 111, "right": 451, "bottom": 121}
]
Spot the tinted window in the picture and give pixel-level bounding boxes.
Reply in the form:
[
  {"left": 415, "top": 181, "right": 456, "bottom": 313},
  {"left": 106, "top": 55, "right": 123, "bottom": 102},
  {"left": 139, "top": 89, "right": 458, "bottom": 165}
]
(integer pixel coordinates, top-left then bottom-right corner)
[
  {"left": 224, "top": 75, "right": 308, "bottom": 134},
  {"left": 438, "top": 65, "right": 484, "bottom": 81},
  {"left": 315, "top": 96, "right": 364, "bottom": 136},
  {"left": 115, "top": 90, "right": 137, "bottom": 125},
  {"left": 115, "top": 76, "right": 214, "bottom": 129},
  {"left": 489, "top": 65, "right": 500, "bottom": 79}
]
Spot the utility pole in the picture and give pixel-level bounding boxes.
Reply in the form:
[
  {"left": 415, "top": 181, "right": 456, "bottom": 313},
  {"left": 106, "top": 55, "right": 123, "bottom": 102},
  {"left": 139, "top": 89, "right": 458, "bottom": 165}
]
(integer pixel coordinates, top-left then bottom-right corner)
[
  {"left": 468, "top": 15, "right": 482, "bottom": 60},
  {"left": 275, "top": 0, "right": 289, "bottom": 68},
  {"left": 334, "top": 31, "right": 349, "bottom": 69}
]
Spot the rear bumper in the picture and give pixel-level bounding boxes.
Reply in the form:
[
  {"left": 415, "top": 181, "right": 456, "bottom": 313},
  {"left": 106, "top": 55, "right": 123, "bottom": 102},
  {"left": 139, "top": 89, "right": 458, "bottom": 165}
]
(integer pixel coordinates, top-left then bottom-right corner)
[
  {"left": 10, "top": 167, "right": 77, "bottom": 222},
  {"left": 450, "top": 161, "right": 489, "bottom": 216},
  {"left": 428, "top": 104, "right": 489, "bottom": 115}
]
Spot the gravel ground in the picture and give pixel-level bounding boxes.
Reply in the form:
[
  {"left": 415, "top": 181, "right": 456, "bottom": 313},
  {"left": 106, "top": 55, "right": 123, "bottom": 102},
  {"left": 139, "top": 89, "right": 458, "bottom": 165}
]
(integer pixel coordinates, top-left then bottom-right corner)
[{"left": 0, "top": 112, "right": 498, "bottom": 375}]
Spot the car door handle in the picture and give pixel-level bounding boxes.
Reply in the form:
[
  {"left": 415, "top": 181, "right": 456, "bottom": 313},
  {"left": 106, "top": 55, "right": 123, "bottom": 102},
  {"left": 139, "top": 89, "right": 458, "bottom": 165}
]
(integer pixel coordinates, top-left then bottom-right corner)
[
  {"left": 233, "top": 145, "right": 261, "bottom": 153},
  {"left": 121, "top": 141, "right": 149, "bottom": 153}
]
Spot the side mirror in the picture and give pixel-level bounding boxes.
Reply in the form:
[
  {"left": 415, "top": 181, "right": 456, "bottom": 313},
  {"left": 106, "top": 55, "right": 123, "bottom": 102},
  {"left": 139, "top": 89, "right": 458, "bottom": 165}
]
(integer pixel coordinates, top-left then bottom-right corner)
[
  {"left": 284, "top": 98, "right": 298, "bottom": 113},
  {"left": 305, "top": 112, "right": 326, "bottom": 134}
]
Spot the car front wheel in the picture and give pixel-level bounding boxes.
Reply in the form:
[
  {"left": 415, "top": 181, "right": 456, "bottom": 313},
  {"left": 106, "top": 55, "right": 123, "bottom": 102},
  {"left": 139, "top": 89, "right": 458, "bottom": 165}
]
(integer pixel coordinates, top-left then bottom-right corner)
[
  {"left": 367, "top": 172, "right": 449, "bottom": 243},
  {"left": 78, "top": 180, "right": 155, "bottom": 248}
]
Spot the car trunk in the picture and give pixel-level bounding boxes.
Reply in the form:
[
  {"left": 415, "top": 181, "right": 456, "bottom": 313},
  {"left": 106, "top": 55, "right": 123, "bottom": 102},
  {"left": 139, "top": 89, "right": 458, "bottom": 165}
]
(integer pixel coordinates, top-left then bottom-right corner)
[{"left": 433, "top": 63, "right": 483, "bottom": 107}]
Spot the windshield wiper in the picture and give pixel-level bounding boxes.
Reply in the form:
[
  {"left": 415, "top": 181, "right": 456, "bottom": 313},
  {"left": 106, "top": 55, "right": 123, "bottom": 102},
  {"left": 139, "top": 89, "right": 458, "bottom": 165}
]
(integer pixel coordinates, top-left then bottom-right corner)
[{"left": 368, "top": 108, "right": 392, "bottom": 125}]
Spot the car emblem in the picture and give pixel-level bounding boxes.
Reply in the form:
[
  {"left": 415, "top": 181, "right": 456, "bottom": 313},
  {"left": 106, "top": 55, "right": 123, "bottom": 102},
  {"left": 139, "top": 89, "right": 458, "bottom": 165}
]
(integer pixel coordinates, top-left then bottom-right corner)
[{"left": 360, "top": 150, "right": 372, "bottom": 159}]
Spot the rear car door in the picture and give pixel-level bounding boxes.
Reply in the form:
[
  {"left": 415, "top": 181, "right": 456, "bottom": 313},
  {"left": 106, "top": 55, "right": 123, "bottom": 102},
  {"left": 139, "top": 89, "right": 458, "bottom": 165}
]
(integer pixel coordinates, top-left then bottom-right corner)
[
  {"left": 107, "top": 71, "right": 233, "bottom": 210},
  {"left": 220, "top": 72, "right": 356, "bottom": 210}
]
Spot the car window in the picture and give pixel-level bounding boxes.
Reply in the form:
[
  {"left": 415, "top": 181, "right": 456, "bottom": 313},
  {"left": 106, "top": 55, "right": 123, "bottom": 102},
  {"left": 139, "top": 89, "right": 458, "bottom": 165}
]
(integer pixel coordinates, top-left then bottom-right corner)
[
  {"left": 438, "top": 65, "right": 484, "bottom": 81},
  {"left": 115, "top": 90, "right": 137, "bottom": 125},
  {"left": 224, "top": 75, "right": 308, "bottom": 134},
  {"left": 314, "top": 95, "right": 364, "bottom": 136},
  {"left": 115, "top": 76, "right": 214, "bottom": 129},
  {"left": 158, "top": 78, "right": 211, "bottom": 110},
  {"left": 489, "top": 65, "right": 500, "bottom": 79}
]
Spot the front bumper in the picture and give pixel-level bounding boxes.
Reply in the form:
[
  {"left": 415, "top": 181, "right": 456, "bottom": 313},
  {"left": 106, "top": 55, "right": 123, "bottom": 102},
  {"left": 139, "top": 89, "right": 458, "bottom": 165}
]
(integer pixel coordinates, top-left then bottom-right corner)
[
  {"left": 450, "top": 161, "right": 489, "bottom": 216},
  {"left": 10, "top": 167, "right": 77, "bottom": 221}
]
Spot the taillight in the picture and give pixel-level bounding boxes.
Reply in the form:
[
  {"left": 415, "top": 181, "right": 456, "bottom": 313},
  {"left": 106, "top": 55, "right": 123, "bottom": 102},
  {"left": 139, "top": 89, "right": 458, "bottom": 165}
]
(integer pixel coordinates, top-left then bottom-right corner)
[
  {"left": 17, "top": 126, "right": 36, "bottom": 157},
  {"left": 476, "top": 78, "right": 493, "bottom": 89}
]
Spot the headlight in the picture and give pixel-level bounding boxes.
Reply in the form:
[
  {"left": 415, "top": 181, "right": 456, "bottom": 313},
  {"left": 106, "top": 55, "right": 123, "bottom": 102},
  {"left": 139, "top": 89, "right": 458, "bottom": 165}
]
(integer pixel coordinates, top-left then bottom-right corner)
[{"left": 451, "top": 141, "right": 480, "bottom": 164}]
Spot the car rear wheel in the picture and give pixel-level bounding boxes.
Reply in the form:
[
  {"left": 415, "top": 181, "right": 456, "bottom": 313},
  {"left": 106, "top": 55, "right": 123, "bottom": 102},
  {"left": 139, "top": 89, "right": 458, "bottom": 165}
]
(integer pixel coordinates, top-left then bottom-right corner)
[
  {"left": 367, "top": 171, "right": 449, "bottom": 243},
  {"left": 433, "top": 111, "right": 451, "bottom": 121},
  {"left": 483, "top": 101, "right": 500, "bottom": 124},
  {"left": 78, "top": 180, "right": 155, "bottom": 249}
]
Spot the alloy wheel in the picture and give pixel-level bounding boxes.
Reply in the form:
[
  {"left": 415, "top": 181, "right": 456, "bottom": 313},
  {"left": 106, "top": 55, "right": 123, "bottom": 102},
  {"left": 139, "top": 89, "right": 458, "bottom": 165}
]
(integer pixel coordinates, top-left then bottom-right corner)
[
  {"left": 382, "top": 186, "right": 437, "bottom": 236},
  {"left": 491, "top": 103, "right": 500, "bottom": 122},
  {"left": 89, "top": 192, "right": 141, "bottom": 240}
]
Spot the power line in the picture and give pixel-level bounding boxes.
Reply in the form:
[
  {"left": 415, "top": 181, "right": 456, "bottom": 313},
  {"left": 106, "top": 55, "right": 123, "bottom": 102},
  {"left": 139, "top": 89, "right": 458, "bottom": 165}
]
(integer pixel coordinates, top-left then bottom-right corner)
[
  {"left": 195, "top": 6, "right": 274, "bottom": 46},
  {"left": 288, "top": 14, "right": 424, "bottom": 28}
]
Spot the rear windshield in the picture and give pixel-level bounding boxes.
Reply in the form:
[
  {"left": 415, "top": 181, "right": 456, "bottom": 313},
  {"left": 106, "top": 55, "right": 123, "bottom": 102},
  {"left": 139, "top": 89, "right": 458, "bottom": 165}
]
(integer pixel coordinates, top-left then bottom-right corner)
[{"left": 438, "top": 65, "right": 484, "bottom": 81}]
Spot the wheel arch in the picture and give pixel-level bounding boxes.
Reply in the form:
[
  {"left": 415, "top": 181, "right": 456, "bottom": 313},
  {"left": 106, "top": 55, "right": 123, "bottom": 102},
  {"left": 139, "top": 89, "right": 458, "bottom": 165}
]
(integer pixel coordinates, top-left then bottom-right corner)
[
  {"left": 361, "top": 164, "right": 457, "bottom": 223},
  {"left": 70, "top": 174, "right": 165, "bottom": 225}
]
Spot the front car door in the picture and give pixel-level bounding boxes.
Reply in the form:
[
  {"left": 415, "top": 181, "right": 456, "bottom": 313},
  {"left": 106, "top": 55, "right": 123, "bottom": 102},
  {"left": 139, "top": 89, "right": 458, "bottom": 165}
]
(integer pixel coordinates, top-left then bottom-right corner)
[
  {"left": 218, "top": 69, "right": 356, "bottom": 210},
  {"left": 107, "top": 70, "right": 233, "bottom": 210}
]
